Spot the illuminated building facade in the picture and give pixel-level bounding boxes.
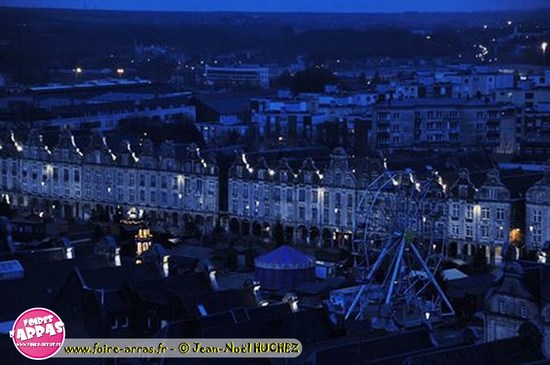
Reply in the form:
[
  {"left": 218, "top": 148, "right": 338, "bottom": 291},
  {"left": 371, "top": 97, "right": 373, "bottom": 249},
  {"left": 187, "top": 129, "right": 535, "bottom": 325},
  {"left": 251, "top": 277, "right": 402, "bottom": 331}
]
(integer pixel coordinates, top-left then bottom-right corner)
[
  {"left": 227, "top": 148, "right": 356, "bottom": 247},
  {"left": 525, "top": 164, "right": 550, "bottom": 253},
  {"left": 0, "top": 129, "right": 219, "bottom": 234},
  {"left": 447, "top": 168, "right": 512, "bottom": 264}
]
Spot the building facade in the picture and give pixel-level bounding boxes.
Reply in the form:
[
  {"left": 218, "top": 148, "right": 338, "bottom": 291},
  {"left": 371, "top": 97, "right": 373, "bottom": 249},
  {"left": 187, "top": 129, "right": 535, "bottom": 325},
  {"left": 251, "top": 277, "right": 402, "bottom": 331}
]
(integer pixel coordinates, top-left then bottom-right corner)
[
  {"left": 447, "top": 168, "right": 512, "bottom": 264},
  {"left": 0, "top": 129, "right": 218, "bottom": 233},
  {"left": 205, "top": 65, "right": 270, "bottom": 89},
  {"left": 525, "top": 164, "right": 550, "bottom": 253},
  {"left": 227, "top": 148, "right": 356, "bottom": 247},
  {"left": 228, "top": 150, "right": 516, "bottom": 263},
  {"left": 372, "top": 100, "right": 518, "bottom": 154},
  {"left": 485, "top": 261, "right": 550, "bottom": 355}
]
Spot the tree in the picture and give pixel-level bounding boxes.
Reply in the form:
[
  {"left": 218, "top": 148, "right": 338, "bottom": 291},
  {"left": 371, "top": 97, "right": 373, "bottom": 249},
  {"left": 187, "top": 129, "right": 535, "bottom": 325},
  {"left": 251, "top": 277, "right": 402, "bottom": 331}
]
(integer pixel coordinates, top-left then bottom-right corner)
[
  {"left": 370, "top": 70, "right": 381, "bottom": 85},
  {"left": 291, "top": 67, "right": 338, "bottom": 94},
  {"left": 274, "top": 70, "right": 293, "bottom": 88}
]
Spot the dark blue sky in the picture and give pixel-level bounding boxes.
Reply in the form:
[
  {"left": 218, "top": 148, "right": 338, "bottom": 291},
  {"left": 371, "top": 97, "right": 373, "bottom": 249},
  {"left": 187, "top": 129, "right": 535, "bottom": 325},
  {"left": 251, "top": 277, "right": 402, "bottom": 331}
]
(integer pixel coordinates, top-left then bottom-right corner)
[{"left": 1, "top": 0, "right": 548, "bottom": 12}]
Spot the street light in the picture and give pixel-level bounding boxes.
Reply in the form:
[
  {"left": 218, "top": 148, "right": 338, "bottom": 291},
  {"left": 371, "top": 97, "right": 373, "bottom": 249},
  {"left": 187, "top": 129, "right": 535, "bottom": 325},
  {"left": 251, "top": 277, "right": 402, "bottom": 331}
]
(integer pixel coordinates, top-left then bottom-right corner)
[
  {"left": 542, "top": 42, "right": 548, "bottom": 66},
  {"left": 116, "top": 68, "right": 125, "bottom": 78},
  {"left": 73, "top": 67, "right": 82, "bottom": 83}
]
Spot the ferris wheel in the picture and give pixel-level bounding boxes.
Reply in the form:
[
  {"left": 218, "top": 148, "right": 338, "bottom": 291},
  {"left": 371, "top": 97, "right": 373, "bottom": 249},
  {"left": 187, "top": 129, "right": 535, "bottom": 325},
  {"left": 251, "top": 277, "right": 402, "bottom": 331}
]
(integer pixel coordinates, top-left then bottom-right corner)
[{"left": 330, "top": 168, "right": 454, "bottom": 329}]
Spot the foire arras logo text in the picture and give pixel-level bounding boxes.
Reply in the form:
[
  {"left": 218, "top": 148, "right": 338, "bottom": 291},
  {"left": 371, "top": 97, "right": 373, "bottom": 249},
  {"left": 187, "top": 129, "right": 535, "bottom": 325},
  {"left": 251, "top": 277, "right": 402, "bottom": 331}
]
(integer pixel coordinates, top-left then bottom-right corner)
[{"left": 9, "top": 307, "right": 65, "bottom": 360}]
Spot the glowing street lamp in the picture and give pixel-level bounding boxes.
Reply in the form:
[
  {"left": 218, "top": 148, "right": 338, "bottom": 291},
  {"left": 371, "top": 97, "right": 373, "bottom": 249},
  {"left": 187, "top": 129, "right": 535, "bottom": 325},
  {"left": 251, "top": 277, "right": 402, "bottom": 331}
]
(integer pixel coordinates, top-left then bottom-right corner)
[
  {"left": 73, "top": 67, "right": 82, "bottom": 83},
  {"left": 116, "top": 68, "right": 125, "bottom": 78},
  {"left": 542, "top": 42, "right": 548, "bottom": 66}
]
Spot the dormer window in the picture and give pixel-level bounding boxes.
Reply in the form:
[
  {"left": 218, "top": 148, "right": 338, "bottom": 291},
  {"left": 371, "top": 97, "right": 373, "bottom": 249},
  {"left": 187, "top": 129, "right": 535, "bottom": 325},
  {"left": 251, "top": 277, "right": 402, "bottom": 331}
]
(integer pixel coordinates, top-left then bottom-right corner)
[{"left": 459, "top": 185, "right": 468, "bottom": 199}]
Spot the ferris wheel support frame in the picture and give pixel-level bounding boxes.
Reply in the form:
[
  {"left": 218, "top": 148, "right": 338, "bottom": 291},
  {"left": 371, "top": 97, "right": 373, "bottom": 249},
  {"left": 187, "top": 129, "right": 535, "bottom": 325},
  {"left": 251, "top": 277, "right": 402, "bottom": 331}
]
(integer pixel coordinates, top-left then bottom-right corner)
[{"left": 344, "top": 168, "right": 455, "bottom": 323}]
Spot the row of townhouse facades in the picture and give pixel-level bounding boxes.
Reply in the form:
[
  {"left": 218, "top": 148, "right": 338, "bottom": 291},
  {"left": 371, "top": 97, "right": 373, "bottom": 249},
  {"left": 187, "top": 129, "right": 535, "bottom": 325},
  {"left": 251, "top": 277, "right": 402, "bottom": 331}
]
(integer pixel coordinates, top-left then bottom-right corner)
[
  {"left": 0, "top": 130, "right": 548, "bottom": 263},
  {"left": 0, "top": 129, "right": 219, "bottom": 233},
  {"left": 228, "top": 148, "right": 550, "bottom": 264}
]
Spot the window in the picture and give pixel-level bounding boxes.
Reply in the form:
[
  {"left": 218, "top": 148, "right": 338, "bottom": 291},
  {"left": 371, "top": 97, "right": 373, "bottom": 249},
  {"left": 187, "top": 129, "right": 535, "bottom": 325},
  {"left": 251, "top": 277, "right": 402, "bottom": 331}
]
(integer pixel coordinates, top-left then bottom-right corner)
[
  {"left": 481, "top": 207, "right": 490, "bottom": 220},
  {"left": 451, "top": 224, "right": 459, "bottom": 236},
  {"left": 312, "top": 208, "right": 318, "bottom": 222},
  {"left": 298, "top": 189, "right": 305, "bottom": 202},
  {"left": 520, "top": 305, "right": 528, "bottom": 319},
  {"left": 481, "top": 225, "right": 489, "bottom": 238},
  {"left": 312, "top": 190, "right": 318, "bottom": 204},
  {"left": 497, "top": 227, "right": 504, "bottom": 240},
  {"left": 335, "top": 193, "right": 341, "bottom": 208},
  {"left": 459, "top": 186, "right": 468, "bottom": 199},
  {"left": 499, "top": 301, "right": 506, "bottom": 314},
  {"left": 466, "top": 205, "right": 473, "bottom": 220},
  {"left": 299, "top": 207, "right": 305, "bottom": 220},
  {"left": 273, "top": 188, "right": 281, "bottom": 201},
  {"left": 533, "top": 210, "right": 542, "bottom": 223},
  {"left": 465, "top": 225, "right": 473, "bottom": 238},
  {"left": 496, "top": 208, "right": 505, "bottom": 221},
  {"left": 287, "top": 190, "right": 293, "bottom": 203},
  {"left": 323, "top": 191, "right": 330, "bottom": 206},
  {"left": 451, "top": 204, "right": 460, "bottom": 218}
]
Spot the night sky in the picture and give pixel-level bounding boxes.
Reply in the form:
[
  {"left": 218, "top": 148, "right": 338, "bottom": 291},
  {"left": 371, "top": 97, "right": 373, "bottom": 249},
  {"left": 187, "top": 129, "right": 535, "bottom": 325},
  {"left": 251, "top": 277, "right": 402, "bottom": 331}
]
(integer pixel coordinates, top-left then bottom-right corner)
[{"left": 1, "top": 0, "right": 549, "bottom": 12}]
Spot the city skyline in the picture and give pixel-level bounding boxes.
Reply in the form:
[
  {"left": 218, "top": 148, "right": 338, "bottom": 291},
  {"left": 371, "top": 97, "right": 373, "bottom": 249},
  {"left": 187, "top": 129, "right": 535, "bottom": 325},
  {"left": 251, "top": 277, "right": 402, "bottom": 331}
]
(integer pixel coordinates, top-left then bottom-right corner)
[{"left": 1, "top": 0, "right": 550, "bottom": 12}]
